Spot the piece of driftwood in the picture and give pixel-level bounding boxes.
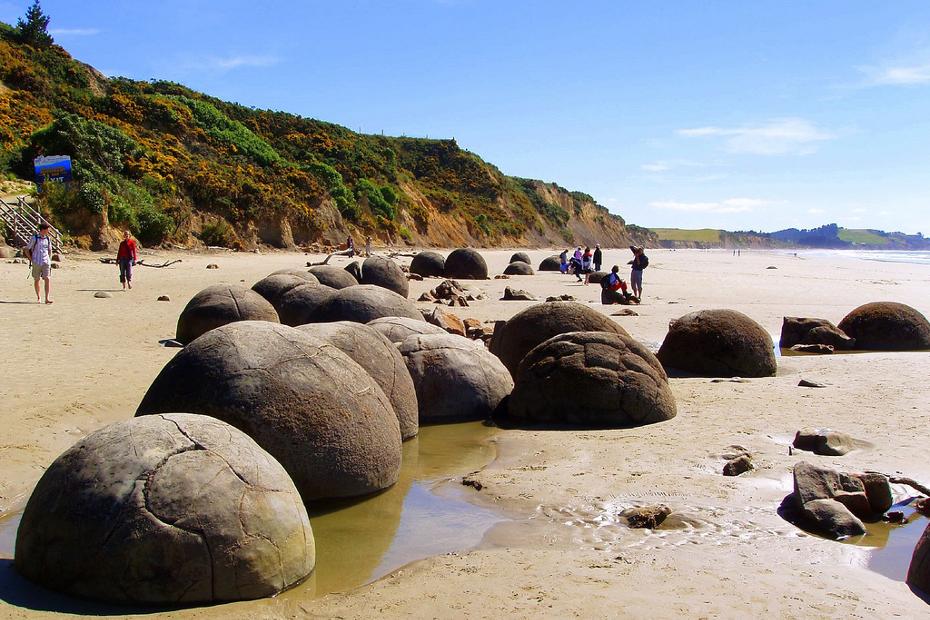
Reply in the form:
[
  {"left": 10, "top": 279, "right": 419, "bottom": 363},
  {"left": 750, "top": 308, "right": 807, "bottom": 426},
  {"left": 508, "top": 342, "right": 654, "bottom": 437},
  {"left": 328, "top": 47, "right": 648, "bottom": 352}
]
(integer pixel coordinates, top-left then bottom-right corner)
[
  {"left": 888, "top": 475, "right": 930, "bottom": 497},
  {"left": 98, "top": 258, "right": 181, "bottom": 268}
]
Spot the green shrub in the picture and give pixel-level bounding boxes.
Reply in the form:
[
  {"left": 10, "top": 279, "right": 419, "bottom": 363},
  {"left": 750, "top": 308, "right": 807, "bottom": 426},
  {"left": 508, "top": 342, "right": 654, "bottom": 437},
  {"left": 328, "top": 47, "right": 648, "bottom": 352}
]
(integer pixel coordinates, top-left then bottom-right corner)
[
  {"left": 356, "top": 179, "right": 397, "bottom": 221},
  {"left": 135, "top": 204, "right": 174, "bottom": 245},
  {"left": 199, "top": 219, "right": 234, "bottom": 247},
  {"left": 77, "top": 181, "right": 106, "bottom": 214},
  {"left": 178, "top": 97, "right": 282, "bottom": 167}
]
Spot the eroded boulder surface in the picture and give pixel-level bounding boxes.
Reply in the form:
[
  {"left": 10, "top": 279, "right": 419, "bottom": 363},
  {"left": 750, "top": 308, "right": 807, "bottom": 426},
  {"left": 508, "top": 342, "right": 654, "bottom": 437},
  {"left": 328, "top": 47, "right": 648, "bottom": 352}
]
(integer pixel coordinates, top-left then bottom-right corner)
[
  {"left": 275, "top": 282, "right": 337, "bottom": 326},
  {"left": 508, "top": 331, "right": 676, "bottom": 427},
  {"left": 368, "top": 316, "right": 447, "bottom": 344},
  {"left": 137, "top": 322, "right": 402, "bottom": 502},
  {"left": 837, "top": 301, "right": 930, "bottom": 351},
  {"left": 793, "top": 428, "right": 857, "bottom": 456},
  {"left": 298, "top": 321, "right": 419, "bottom": 440},
  {"left": 444, "top": 248, "right": 488, "bottom": 280},
  {"left": 503, "top": 261, "right": 535, "bottom": 276},
  {"left": 538, "top": 256, "right": 561, "bottom": 272},
  {"left": 252, "top": 272, "right": 320, "bottom": 305},
  {"left": 409, "top": 251, "right": 446, "bottom": 278},
  {"left": 308, "top": 265, "right": 359, "bottom": 289},
  {"left": 15, "top": 413, "right": 314, "bottom": 605},
  {"left": 359, "top": 256, "right": 409, "bottom": 298},
  {"left": 656, "top": 309, "right": 776, "bottom": 378},
  {"left": 399, "top": 333, "right": 513, "bottom": 423},
  {"left": 509, "top": 252, "right": 531, "bottom": 265},
  {"left": 313, "top": 285, "right": 424, "bottom": 324},
  {"left": 908, "top": 523, "right": 930, "bottom": 593},
  {"left": 780, "top": 316, "right": 854, "bottom": 350},
  {"left": 489, "top": 301, "right": 629, "bottom": 377},
  {"left": 176, "top": 284, "right": 279, "bottom": 345}
]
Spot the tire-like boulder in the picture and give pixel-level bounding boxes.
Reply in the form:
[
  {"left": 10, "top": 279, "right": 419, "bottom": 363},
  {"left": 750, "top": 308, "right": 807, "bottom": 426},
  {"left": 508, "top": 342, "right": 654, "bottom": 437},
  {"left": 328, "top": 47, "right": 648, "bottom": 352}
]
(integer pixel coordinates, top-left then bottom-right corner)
[
  {"left": 298, "top": 321, "right": 419, "bottom": 440},
  {"left": 368, "top": 316, "right": 448, "bottom": 344},
  {"left": 780, "top": 316, "right": 854, "bottom": 350},
  {"left": 508, "top": 331, "right": 676, "bottom": 427},
  {"left": 252, "top": 272, "right": 319, "bottom": 304},
  {"left": 489, "top": 301, "right": 630, "bottom": 377},
  {"left": 444, "top": 248, "right": 488, "bottom": 280},
  {"left": 360, "top": 256, "right": 409, "bottom": 298},
  {"left": 503, "top": 261, "right": 535, "bottom": 276},
  {"left": 15, "top": 413, "right": 314, "bottom": 605},
  {"left": 137, "top": 322, "right": 402, "bottom": 502},
  {"left": 275, "top": 282, "right": 336, "bottom": 326},
  {"left": 509, "top": 252, "right": 531, "bottom": 265},
  {"left": 176, "top": 284, "right": 279, "bottom": 345},
  {"left": 538, "top": 256, "right": 561, "bottom": 271},
  {"left": 313, "top": 285, "right": 424, "bottom": 324},
  {"left": 837, "top": 301, "right": 930, "bottom": 351},
  {"left": 657, "top": 309, "right": 776, "bottom": 377},
  {"left": 409, "top": 251, "right": 446, "bottom": 278},
  {"left": 308, "top": 265, "right": 359, "bottom": 289},
  {"left": 399, "top": 333, "right": 513, "bottom": 423}
]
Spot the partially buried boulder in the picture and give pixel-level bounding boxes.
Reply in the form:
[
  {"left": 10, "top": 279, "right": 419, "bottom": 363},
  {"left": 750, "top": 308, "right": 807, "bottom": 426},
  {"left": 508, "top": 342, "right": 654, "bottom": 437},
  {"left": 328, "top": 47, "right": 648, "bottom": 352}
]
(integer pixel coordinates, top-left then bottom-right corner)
[
  {"left": 444, "top": 248, "right": 488, "bottom": 280},
  {"left": 136, "top": 321, "right": 402, "bottom": 502},
  {"left": 175, "top": 284, "right": 279, "bottom": 345},
  {"left": 908, "top": 523, "right": 930, "bottom": 593},
  {"left": 252, "top": 272, "right": 320, "bottom": 304},
  {"left": 298, "top": 321, "right": 419, "bottom": 440},
  {"left": 656, "top": 309, "right": 776, "bottom": 377},
  {"left": 409, "top": 251, "right": 446, "bottom": 278},
  {"left": 509, "top": 252, "right": 531, "bottom": 265},
  {"left": 313, "top": 285, "right": 423, "bottom": 324},
  {"left": 275, "top": 282, "right": 336, "bottom": 326},
  {"left": 503, "top": 261, "right": 535, "bottom": 276},
  {"left": 508, "top": 331, "right": 676, "bottom": 427},
  {"left": 837, "top": 301, "right": 930, "bottom": 351},
  {"left": 538, "top": 256, "right": 561, "bottom": 272},
  {"left": 308, "top": 265, "right": 359, "bottom": 289},
  {"left": 359, "top": 256, "right": 409, "bottom": 297},
  {"left": 15, "top": 413, "right": 314, "bottom": 605},
  {"left": 368, "top": 316, "right": 447, "bottom": 344},
  {"left": 489, "top": 301, "right": 630, "bottom": 377},
  {"left": 780, "top": 316, "right": 854, "bottom": 350},
  {"left": 399, "top": 333, "right": 513, "bottom": 423}
]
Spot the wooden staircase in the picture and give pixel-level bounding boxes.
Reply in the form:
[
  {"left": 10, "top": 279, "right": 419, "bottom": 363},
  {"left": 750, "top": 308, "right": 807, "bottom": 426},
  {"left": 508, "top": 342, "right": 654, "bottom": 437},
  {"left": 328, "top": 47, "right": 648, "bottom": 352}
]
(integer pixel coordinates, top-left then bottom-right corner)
[{"left": 0, "top": 196, "right": 62, "bottom": 254}]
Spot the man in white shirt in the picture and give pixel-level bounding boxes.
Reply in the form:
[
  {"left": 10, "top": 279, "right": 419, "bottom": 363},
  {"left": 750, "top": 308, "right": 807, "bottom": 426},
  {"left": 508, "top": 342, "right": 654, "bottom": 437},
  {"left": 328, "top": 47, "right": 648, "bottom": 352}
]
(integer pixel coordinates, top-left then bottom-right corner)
[{"left": 25, "top": 223, "right": 53, "bottom": 304}]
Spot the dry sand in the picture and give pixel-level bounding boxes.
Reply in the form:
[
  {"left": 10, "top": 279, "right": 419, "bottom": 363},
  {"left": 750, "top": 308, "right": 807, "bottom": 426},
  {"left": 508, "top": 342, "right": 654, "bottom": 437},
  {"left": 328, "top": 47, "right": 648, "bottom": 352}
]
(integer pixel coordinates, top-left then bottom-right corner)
[{"left": 1, "top": 246, "right": 929, "bottom": 619}]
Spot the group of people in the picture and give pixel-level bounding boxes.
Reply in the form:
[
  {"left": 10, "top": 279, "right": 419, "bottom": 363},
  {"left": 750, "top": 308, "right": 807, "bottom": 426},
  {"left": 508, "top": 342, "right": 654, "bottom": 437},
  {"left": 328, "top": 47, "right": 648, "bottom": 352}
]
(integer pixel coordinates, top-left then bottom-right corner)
[{"left": 555, "top": 243, "right": 649, "bottom": 304}]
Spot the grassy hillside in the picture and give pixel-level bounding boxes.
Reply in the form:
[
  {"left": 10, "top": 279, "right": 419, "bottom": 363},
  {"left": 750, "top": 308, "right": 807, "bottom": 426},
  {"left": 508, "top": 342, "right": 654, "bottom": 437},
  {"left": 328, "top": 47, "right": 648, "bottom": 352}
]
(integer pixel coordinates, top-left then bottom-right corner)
[
  {"left": 0, "top": 19, "right": 654, "bottom": 251},
  {"left": 651, "top": 228, "right": 722, "bottom": 243},
  {"left": 837, "top": 229, "right": 890, "bottom": 246}
]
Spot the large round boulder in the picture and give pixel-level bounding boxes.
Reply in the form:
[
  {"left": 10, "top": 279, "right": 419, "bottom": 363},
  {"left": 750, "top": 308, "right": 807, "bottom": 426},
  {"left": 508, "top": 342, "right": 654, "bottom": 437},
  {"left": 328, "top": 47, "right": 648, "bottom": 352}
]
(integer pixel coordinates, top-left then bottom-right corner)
[
  {"left": 399, "top": 333, "right": 513, "bottom": 423},
  {"left": 489, "top": 301, "right": 630, "bottom": 377},
  {"left": 538, "top": 256, "right": 562, "bottom": 271},
  {"left": 368, "top": 316, "right": 448, "bottom": 344},
  {"left": 837, "top": 302, "right": 930, "bottom": 351},
  {"left": 176, "top": 284, "right": 279, "bottom": 345},
  {"left": 409, "top": 251, "right": 446, "bottom": 278},
  {"left": 252, "top": 272, "right": 319, "bottom": 304},
  {"left": 15, "top": 413, "right": 314, "bottom": 606},
  {"left": 656, "top": 309, "right": 777, "bottom": 377},
  {"left": 444, "top": 248, "right": 488, "bottom": 280},
  {"left": 298, "top": 321, "right": 419, "bottom": 440},
  {"left": 136, "top": 322, "right": 402, "bottom": 502},
  {"left": 508, "top": 331, "right": 676, "bottom": 427},
  {"left": 313, "top": 285, "right": 424, "bottom": 324},
  {"left": 308, "top": 265, "right": 359, "bottom": 289},
  {"left": 908, "top": 522, "right": 930, "bottom": 594},
  {"left": 509, "top": 252, "right": 531, "bottom": 265},
  {"left": 275, "top": 282, "right": 336, "bottom": 326},
  {"left": 503, "top": 261, "right": 535, "bottom": 276},
  {"left": 344, "top": 261, "right": 363, "bottom": 283},
  {"left": 359, "top": 256, "right": 409, "bottom": 298}
]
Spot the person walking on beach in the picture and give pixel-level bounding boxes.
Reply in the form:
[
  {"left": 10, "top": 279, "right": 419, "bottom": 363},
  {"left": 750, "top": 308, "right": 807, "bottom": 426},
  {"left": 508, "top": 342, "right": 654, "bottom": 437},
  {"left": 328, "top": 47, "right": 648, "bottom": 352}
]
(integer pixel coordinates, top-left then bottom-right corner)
[
  {"left": 117, "top": 230, "right": 137, "bottom": 290},
  {"left": 630, "top": 245, "right": 648, "bottom": 300},
  {"left": 593, "top": 244, "right": 603, "bottom": 272},
  {"left": 365, "top": 236, "right": 372, "bottom": 256},
  {"left": 581, "top": 246, "right": 593, "bottom": 285},
  {"left": 25, "top": 223, "right": 53, "bottom": 304}
]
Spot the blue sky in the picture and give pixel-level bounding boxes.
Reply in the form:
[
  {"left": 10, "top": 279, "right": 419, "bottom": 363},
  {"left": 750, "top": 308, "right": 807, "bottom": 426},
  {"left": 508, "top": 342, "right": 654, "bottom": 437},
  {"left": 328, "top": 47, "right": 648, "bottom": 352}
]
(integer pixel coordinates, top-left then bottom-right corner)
[{"left": 3, "top": 1, "right": 929, "bottom": 234}]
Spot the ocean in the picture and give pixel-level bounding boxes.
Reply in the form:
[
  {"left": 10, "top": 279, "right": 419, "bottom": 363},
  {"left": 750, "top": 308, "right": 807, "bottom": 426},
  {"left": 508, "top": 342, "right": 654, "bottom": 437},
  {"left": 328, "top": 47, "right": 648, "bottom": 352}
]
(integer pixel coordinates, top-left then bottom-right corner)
[{"left": 783, "top": 250, "right": 930, "bottom": 266}]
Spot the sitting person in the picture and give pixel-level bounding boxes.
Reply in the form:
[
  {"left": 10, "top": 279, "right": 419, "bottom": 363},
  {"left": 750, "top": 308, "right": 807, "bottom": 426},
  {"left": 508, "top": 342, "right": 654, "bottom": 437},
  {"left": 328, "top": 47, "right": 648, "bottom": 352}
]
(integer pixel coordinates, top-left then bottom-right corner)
[{"left": 600, "top": 265, "right": 639, "bottom": 304}]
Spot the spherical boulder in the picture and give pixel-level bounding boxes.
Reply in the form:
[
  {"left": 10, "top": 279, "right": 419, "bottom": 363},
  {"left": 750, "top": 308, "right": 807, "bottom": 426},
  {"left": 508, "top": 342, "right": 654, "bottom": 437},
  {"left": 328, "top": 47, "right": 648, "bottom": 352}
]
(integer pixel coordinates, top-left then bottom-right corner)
[
  {"left": 503, "top": 261, "right": 535, "bottom": 276},
  {"left": 137, "top": 322, "right": 402, "bottom": 502},
  {"left": 359, "top": 256, "right": 409, "bottom": 298},
  {"left": 509, "top": 252, "right": 531, "bottom": 265},
  {"left": 298, "top": 321, "right": 419, "bottom": 440},
  {"left": 508, "top": 331, "right": 676, "bottom": 427},
  {"left": 15, "top": 413, "right": 314, "bottom": 606},
  {"left": 399, "top": 333, "right": 513, "bottom": 423},
  {"left": 176, "top": 284, "right": 279, "bottom": 345},
  {"left": 908, "top": 522, "right": 930, "bottom": 594},
  {"left": 409, "top": 251, "right": 446, "bottom": 278},
  {"left": 587, "top": 270, "right": 608, "bottom": 285},
  {"left": 656, "top": 309, "right": 777, "bottom": 377},
  {"left": 837, "top": 301, "right": 930, "bottom": 351},
  {"left": 368, "top": 316, "right": 448, "bottom": 344},
  {"left": 252, "top": 272, "right": 319, "bottom": 304},
  {"left": 538, "top": 256, "right": 562, "bottom": 271},
  {"left": 444, "top": 248, "right": 488, "bottom": 280},
  {"left": 489, "top": 301, "right": 630, "bottom": 377},
  {"left": 308, "top": 265, "right": 359, "bottom": 289},
  {"left": 269, "top": 268, "right": 319, "bottom": 281},
  {"left": 344, "top": 261, "right": 363, "bottom": 283},
  {"left": 313, "top": 285, "right": 424, "bottom": 324},
  {"left": 275, "top": 282, "right": 336, "bottom": 326}
]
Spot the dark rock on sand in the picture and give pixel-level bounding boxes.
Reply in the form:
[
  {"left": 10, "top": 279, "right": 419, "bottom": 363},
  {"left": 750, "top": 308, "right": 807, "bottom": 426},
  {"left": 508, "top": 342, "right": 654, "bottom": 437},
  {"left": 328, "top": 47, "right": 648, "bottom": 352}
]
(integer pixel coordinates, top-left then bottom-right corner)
[
  {"left": 503, "top": 286, "right": 538, "bottom": 301},
  {"left": 359, "top": 256, "right": 409, "bottom": 298},
  {"left": 176, "top": 284, "right": 279, "bottom": 345},
  {"left": 780, "top": 316, "right": 854, "bottom": 350},
  {"left": 503, "top": 261, "right": 535, "bottom": 276},
  {"left": 908, "top": 522, "right": 930, "bottom": 593},
  {"left": 620, "top": 505, "right": 671, "bottom": 529},
  {"left": 444, "top": 248, "right": 488, "bottom": 280},
  {"left": 838, "top": 301, "right": 930, "bottom": 351},
  {"left": 409, "top": 251, "right": 446, "bottom": 278},
  {"left": 509, "top": 252, "right": 531, "bottom": 265},
  {"left": 793, "top": 428, "right": 855, "bottom": 456},
  {"left": 538, "top": 256, "right": 562, "bottom": 271}
]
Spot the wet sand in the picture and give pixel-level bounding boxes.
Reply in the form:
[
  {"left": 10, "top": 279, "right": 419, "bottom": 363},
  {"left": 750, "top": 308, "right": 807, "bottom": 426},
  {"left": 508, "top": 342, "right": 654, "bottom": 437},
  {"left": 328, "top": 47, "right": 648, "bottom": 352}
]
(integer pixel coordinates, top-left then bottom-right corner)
[{"left": 1, "top": 246, "right": 929, "bottom": 618}]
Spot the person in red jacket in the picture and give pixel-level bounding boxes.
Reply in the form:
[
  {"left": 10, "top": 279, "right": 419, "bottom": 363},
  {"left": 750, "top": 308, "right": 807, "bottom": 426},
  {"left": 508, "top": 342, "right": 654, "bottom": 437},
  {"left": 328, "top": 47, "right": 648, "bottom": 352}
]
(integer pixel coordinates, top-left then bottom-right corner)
[{"left": 117, "top": 230, "right": 138, "bottom": 290}]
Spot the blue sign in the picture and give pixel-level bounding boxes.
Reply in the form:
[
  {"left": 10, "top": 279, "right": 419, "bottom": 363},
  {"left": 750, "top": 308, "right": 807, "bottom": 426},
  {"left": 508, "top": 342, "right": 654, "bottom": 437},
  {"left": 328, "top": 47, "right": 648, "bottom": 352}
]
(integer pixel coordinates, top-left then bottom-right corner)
[{"left": 34, "top": 155, "right": 72, "bottom": 186}]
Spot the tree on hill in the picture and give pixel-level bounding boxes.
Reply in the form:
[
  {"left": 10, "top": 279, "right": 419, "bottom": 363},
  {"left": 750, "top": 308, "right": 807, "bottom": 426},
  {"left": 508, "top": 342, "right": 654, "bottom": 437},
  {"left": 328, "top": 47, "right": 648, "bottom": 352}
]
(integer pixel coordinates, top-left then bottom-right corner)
[{"left": 17, "top": 0, "right": 53, "bottom": 48}]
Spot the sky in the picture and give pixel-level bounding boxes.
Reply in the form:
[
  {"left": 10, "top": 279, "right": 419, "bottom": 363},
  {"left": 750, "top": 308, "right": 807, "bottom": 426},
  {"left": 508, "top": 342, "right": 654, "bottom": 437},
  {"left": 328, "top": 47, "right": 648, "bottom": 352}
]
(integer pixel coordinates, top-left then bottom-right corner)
[{"left": 2, "top": 1, "right": 929, "bottom": 235}]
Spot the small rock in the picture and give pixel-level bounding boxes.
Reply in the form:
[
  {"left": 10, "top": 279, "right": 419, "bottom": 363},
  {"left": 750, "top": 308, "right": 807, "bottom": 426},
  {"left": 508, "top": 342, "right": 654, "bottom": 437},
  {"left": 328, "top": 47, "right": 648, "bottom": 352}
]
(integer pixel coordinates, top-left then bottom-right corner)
[
  {"left": 418, "top": 292, "right": 436, "bottom": 302},
  {"left": 914, "top": 498, "right": 930, "bottom": 516},
  {"left": 157, "top": 295, "right": 170, "bottom": 302},
  {"left": 407, "top": 272, "right": 423, "bottom": 281},
  {"left": 463, "top": 318, "right": 482, "bottom": 330},
  {"left": 51, "top": 254, "right": 62, "bottom": 262},
  {"left": 793, "top": 428, "right": 854, "bottom": 456},
  {"left": 723, "top": 455, "right": 753, "bottom": 477},
  {"left": 51, "top": 263, "right": 60, "bottom": 269},
  {"left": 620, "top": 505, "right": 671, "bottom": 529},
  {"left": 426, "top": 306, "right": 466, "bottom": 336},
  {"left": 710, "top": 378, "right": 749, "bottom": 383},
  {"left": 611, "top": 309, "right": 639, "bottom": 316},
  {"left": 494, "top": 274, "right": 510, "bottom": 279},
  {"left": 791, "top": 344, "right": 835, "bottom": 354},
  {"left": 798, "top": 379, "right": 829, "bottom": 388},
  {"left": 206, "top": 264, "right": 219, "bottom": 269},
  {"left": 502, "top": 286, "right": 538, "bottom": 301},
  {"left": 94, "top": 291, "right": 113, "bottom": 298},
  {"left": 883, "top": 511, "right": 906, "bottom": 524},
  {"left": 766, "top": 266, "right": 777, "bottom": 270},
  {"left": 545, "top": 294, "right": 576, "bottom": 302}
]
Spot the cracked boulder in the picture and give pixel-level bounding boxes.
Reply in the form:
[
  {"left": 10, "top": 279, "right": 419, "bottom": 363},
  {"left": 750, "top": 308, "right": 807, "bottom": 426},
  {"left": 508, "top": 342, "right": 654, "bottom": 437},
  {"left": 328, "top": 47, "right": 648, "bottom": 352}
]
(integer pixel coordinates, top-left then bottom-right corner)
[
  {"left": 298, "top": 321, "right": 419, "bottom": 440},
  {"left": 838, "top": 301, "right": 930, "bottom": 351},
  {"left": 14, "top": 413, "right": 314, "bottom": 606},
  {"left": 252, "top": 272, "right": 320, "bottom": 305},
  {"left": 368, "top": 316, "right": 448, "bottom": 344},
  {"left": 508, "top": 331, "right": 677, "bottom": 427},
  {"left": 275, "top": 282, "right": 336, "bottom": 327},
  {"left": 175, "top": 284, "right": 280, "bottom": 345},
  {"left": 308, "top": 265, "right": 359, "bottom": 289},
  {"left": 399, "top": 333, "right": 513, "bottom": 423},
  {"left": 137, "top": 321, "right": 402, "bottom": 502},
  {"left": 358, "top": 256, "right": 409, "bottom": 298},
  {"left": 313, "top": 285, "right": 424, "bottom": 324}
]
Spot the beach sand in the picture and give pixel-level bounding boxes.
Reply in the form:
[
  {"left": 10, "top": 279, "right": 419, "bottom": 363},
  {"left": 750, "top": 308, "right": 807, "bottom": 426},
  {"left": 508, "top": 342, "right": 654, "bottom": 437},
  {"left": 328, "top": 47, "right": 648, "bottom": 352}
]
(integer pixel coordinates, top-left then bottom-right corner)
[{"left": 1, "top": 246, "right": 929, "bottom": 619}]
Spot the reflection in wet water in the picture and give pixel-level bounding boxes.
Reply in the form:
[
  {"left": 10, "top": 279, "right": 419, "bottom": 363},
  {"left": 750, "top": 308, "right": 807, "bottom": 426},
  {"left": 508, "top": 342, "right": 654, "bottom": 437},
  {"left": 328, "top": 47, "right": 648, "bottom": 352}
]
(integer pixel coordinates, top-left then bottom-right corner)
[{"left": 857, "top": 501, "right": 929, "bottom": 582}]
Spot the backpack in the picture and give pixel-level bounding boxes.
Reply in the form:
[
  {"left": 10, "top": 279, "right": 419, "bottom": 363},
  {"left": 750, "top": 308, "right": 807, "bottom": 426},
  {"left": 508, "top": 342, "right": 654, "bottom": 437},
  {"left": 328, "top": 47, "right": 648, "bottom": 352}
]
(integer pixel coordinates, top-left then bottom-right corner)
[{"left": 639, "top": 254, "right": 649, "bottom": 269}]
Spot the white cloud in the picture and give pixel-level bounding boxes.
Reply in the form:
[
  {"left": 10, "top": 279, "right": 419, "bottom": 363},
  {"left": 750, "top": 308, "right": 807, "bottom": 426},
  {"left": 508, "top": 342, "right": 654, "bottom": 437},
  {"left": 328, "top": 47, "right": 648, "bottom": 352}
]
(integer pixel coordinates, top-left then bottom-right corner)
[
  {"left": 181, "top": 55, "right": 283, "bottom": 72},
  {"left": 49, "top": 28, "right": 100, "bottom": 36},
  {"left": 808, "top": 208, "right": 825, "bottom": 215},
  {"left": 857, "top": 63, "right": 930, "bottom": 86},
  {"left": 640, "top": 159, "right": 702, "bottom": 172},
  {"left": 677, "top": 118, "right": 834, "bottom": 155},
  {"left": 651, "top": 198, "right": 770, "bottom": 214}
]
